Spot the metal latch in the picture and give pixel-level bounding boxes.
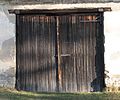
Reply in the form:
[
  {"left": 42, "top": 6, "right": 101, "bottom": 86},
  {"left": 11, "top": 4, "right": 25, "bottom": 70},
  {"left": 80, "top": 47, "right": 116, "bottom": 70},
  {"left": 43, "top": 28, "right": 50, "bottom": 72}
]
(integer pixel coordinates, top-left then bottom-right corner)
[
  {"left": 61, "top": 54, "right": 71, "bottom": 57},
  {"left": 54, "top": 54, "right": 71, "bottom": 57}
]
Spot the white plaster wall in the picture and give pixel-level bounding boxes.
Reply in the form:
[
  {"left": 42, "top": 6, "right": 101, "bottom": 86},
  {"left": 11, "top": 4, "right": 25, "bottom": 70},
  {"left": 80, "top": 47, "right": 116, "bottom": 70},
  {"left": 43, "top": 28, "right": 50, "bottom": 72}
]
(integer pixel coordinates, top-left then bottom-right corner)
[
  {"left": 105, "top": 11, "right": 120, "bottom": 75},
  {"left": 0, "top": 2, "right": 120, "bottom": 88},
  {"left": 104, "top": 11, "right": 120, "bottom": 87},
  {"left": 0, "top": 4, "right": 15, "bottom": 88}
]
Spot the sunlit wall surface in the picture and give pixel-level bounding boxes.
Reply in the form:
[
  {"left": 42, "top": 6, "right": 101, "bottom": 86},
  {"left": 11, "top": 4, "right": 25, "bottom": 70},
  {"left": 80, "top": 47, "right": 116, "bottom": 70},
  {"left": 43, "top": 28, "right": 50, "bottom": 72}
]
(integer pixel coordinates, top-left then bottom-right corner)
[{"left": 105, "top": 11, "right": 120, "bottom": 75}]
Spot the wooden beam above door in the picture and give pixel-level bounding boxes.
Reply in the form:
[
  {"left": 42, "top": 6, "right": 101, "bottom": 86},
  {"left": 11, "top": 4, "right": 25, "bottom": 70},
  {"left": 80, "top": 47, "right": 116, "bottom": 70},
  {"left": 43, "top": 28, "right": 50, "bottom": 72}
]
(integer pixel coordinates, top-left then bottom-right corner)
[{"left": 9, "top": 8, "right": 111, "bottom": 15}]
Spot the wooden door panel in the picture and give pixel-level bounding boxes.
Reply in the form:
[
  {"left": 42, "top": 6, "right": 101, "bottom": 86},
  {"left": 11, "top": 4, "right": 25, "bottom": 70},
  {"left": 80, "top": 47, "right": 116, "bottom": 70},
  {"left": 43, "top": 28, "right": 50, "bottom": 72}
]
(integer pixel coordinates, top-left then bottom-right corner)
[
  {"left": 16, "top": 15, "right": 56, "bottom": 92},
  {"left": 58, "top": 14, "right": 102, "bottom": 92}
]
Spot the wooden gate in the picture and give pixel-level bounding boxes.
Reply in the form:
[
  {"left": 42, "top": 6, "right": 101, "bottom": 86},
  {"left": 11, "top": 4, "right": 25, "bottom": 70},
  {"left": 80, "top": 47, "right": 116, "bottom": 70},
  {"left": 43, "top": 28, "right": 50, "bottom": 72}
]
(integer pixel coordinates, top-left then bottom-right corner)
[{"left": 14, "top": 10, "right": 105, "bottom": 92}]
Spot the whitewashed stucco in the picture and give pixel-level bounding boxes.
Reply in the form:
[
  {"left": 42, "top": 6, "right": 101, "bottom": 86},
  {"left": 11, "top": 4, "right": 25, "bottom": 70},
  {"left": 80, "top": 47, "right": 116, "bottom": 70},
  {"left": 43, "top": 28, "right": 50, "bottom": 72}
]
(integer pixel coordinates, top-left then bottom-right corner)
[
  {"left": 0, "top": 4, "right": 15, "bottom": 87},
  {"left": 0, "top": 2, "right": 120, "bottom": 88},
  {"left": 105, "top": 11, "right": 120, "bottom": 75}
]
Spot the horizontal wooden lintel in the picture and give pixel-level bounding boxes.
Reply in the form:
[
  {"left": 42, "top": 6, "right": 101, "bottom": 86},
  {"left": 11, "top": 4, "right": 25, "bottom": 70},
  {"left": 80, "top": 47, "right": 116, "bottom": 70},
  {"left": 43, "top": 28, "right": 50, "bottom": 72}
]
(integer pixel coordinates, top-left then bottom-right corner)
[{"left": 9, "top": 8, "right": 111, "bottom": 15}]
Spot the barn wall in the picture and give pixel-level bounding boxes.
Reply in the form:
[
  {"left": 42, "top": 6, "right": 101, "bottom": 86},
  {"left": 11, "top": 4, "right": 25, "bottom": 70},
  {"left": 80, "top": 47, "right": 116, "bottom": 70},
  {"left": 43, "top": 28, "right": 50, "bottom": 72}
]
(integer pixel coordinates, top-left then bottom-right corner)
[{"left": 0, "top": 0, "right": 120, "bottom": 90}]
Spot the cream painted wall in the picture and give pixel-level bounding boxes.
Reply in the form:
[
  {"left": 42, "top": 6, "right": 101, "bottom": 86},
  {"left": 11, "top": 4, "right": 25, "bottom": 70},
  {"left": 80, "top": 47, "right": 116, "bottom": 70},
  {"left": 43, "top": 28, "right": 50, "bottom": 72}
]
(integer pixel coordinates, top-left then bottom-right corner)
[
  {"left": 105, "top": 11, "right": 120, "bottom": 75},
  {"left": 104, "top": 11, "right": 120, "bottom": 88},
  {"left": 0, "top": 4, "right": 15, "bottom": 87}
]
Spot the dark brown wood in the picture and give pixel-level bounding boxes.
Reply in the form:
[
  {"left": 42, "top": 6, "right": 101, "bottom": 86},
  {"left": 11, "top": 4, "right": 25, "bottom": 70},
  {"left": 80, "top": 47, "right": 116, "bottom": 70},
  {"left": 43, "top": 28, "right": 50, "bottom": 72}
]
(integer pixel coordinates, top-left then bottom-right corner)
[
  {"left": 56, "top": 16, "right": 62, "bottom": 92},
  {"left": 15, "top": 14, "right": 20, "bottom": 90},
  {"left": 16, "top": 15, "right": 57, "bottom": 92},
  {"left": 15, "top": 12, "right": 105, "bottom": 92},
  {"left": 9, "top": 8, "right": 111, "bottom": 14}
]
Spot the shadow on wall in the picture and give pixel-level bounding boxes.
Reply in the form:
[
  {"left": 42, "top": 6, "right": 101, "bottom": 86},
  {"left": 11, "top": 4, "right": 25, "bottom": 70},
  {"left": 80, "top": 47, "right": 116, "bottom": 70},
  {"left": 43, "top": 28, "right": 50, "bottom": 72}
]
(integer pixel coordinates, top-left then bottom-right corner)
[
  {"left": 0, "top": 37, "right": 16, "bottom": 88},
  {"left": 0, "top": 37, "right": 15, "bottom": 63}
]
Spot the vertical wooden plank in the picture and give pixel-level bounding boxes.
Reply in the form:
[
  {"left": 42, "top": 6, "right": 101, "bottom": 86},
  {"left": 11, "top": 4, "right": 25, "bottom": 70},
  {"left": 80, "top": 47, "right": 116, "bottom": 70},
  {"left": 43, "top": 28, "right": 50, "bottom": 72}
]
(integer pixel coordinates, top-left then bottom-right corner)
[
  {"left": 95, "top": 13, "right": 105, "bottom": 91},
  {"left": 27, "top": 16, "right": 31, "bottom": 91},
  {"left": 84, "top": 15, "right": 87, "bottom": 91},
  {"left": 38, "top": 16, "right": 43, "bottom": 91},
  {"left": 21, "top": 16, "right": 25, "bottom": 90},
  {"left": 59, "top": 16, "right": 64, "bottom": 92},
  {"left": 36, "top": 16, "right": 39, "bottom": 91},
  {"left": 30, "top": 16, "right": 35, "bottom": 91},
  {"left": 18, "top": 15, "right": 22, "bottom": 90},
  {"left": 69, "top": 15, "right": 74, "bottom": 92},
  {"left": 78, "top": 15, "right": 83, "bottom": 92},
  {"left": 77, "top": 15, "right": 81, "bottom": 92},
  {"left": 51, "top": 16, "right": 56, "bottom": 92},
  {"left": 44, "top": 16, "right": 47, "bottom": 91},
  {"left": 72, "top": 15, "right": 77, "bottom": 92},
  {"left": 81, "top": 15, "right": 84, "bottom": 92},
  {"left": 56, "top": 16, "right": 62, "bottom": 92},
  {"left": 92, "top": 15, "right": 97, "bottom": 91},
  {"left": 75, "top": 15, "right": 80, "bottom": 92},
  {"left": 55, "top": 16, "right": 59, "bottom": 92},
  {"left": 41, "top": 16, "right": 44, "bottom": 91},
  {"left": 24, "top": 16, "right": 27, "bottom": 90},
  {"left": 87, "top": 15, "right": 91, "bottom": 91},
  {"left": 37, "top": 16, "right": 41, "bottom": 91},
  {"left": 86, "top": 15, "right": 89, "bottom": 91},
  {"left": 100, "top": 13, "right": 105, "bottom": 91},
  {"left": 48, "top": 16, "right": 51, "bottom": 91},
  {"left": 29, "top": 16, "right": 33, "bottom": 91},
  {"left": 89, "top": 15, "right": 93, "bottom": 91},
  {"left": 16, "top": 14, "right": 20, "bottom": 90},
  {"left": 34, "top": 16, "right": 38, "bottom": 91},
  {"left": 70, "top": 15, "right": 76, "bottom": 92}
]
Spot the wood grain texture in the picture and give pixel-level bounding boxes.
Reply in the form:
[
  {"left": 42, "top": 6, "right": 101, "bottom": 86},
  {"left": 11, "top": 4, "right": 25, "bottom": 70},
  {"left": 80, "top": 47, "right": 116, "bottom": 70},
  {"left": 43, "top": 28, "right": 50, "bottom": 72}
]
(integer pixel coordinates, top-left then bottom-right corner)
[{"left": 16, "top": 13, "right": 105, "bottom": 92}]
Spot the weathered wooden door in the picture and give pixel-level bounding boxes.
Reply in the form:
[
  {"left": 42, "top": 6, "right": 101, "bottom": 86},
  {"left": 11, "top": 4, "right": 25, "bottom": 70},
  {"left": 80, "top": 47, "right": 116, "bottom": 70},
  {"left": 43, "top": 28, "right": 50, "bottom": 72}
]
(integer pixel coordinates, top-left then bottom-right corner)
[
  {"left": 57, "top": 14, "right": 104, "bottom": 92},
  {"left": 16, "top": 15, "right": 57, "bottom": 92},
  {"left": 16, "top": 13, "right": 105, "bottom": 92}
]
